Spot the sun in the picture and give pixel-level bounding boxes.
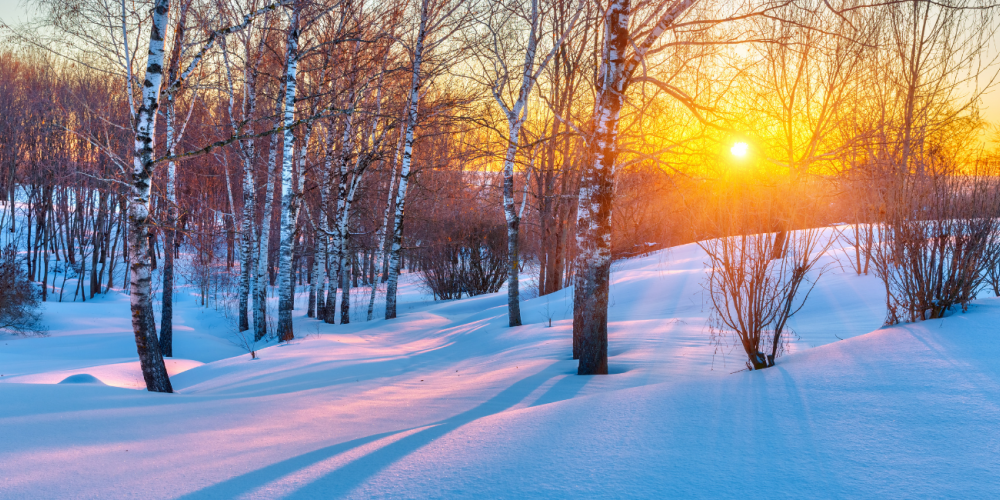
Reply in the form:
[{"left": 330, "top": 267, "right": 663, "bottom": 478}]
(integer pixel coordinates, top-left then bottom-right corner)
[{"left": 730, "top": 142, "right": 749, "bottom": 158}]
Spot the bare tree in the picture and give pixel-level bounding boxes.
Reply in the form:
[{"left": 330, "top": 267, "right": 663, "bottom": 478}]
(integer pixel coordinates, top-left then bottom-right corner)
[
  {"left": 470, "top": 0, "right": 584, "bottom": 327},
  {"left": 384, "top": 0, "right": 470, "bottom": 319}
]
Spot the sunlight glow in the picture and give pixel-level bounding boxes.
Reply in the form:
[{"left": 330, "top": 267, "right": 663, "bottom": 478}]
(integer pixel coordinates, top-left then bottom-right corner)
[{"left": 731, "top": 142, "right": 749, "bottom": 157}]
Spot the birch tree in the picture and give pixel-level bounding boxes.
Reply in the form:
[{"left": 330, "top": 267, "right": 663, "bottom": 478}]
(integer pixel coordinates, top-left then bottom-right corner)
[
  {"left": 220, "top": 1, "right": 275, "bottom": 334},
  {"left": 309, "top": 122, "right": 335, "bottom": 320},
  {"left": 335, "top": 75, "right": 391, "bottom": 324},
  {"left": 574, "top": 0, "right": 736, "bottom": 374},
  {"left": 570, "top": 0, "right": 841, "bottom": 373},
  {"left": 127, "top": 0, "right": 174, "bottom": 392},
  {"left": 275, "top": 1, "right": 302, "bottom": 341},
  {"left": 159, "top": 0, "right": 194, "bottom": 358},
  {"left": 126, "top": 0, "right": 291, "bottom": 389},
  {"left": 475, "top": 0, "right": 584, "bottom": 327},
  {"left": 255, "top": 90, "right": 283, "bottom": 341},
  {"left": 385, "top": 0, "right": 469, "bottom": 320},
  {"left": 367, "top": 122, "right": 405, "bottom": 320}
]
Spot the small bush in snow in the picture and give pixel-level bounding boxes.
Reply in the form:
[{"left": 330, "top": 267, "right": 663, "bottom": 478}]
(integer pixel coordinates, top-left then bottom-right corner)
[
  {"left": 0, "top": 244, "right": 45, "bottom": 336},
  {"left": 417, "top": 215, "right": 507, "bottom": 300},
  {"left": 872, "top": 170, "right": 1000, "bottom": 323},
  {"left": 697, "top": 174, "right": 829, "bottom": 370}
]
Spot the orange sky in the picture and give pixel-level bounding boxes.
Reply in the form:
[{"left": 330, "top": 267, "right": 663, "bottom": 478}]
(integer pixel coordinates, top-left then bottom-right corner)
[{"left": 1, "top": 0, "right": 998, "bottom": 145}]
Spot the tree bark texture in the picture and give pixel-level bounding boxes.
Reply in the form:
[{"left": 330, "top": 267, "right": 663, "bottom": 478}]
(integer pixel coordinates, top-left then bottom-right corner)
[
  {"left": 129, "top": 0, "right": 174, "bottom": 392},
  {"left": 275, "top": 5, "right": 300, "bottom": 342},
  {"left": 573, "top": 0, "right": 630, "bottom": 375},
  {"left": 385, "top": 0, "right": 428, "bottom": 320}
]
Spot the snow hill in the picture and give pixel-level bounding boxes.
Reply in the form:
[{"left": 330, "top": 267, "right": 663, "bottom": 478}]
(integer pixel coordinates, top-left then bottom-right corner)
[{"left": 2, "top": 229, "right": 999, "bottom": 498}]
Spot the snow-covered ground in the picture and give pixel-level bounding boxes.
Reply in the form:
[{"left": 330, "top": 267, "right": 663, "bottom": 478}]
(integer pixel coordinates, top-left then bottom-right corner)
[{"left": 2, "top": 231, "right": 999, "bottom": 498}]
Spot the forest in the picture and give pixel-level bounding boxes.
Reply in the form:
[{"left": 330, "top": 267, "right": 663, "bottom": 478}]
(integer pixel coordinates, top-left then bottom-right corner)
[
  {"left": 2, "top": 0, "right": 1000, "bottom": 496},
  {"left": 1, "top": 0, "right": 999, "bottom": 391}
]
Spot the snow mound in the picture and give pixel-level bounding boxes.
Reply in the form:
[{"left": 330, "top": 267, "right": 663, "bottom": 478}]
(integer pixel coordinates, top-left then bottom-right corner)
[
  {"left": 57, "top": 374, "right": 105, "bottom": 385},
  {"left": 2, "top": 358, "right": 204, "bottom": 390}
]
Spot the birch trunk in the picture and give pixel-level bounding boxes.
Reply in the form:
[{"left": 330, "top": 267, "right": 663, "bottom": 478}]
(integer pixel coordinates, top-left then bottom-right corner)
[
  {"left": 275, "top": 4, "right": 300, "bottom": 341},
  {"left": 337, "top": 173, "right": 366, "bottom": 324},
  {"left": 237, "top": 124, "right": 256, "bottom": 330},
  {"left": 229, "top": 46, "right": 258, "bottom": 331},
  {"left": 385, "top": 0, "right": 429, "bottom": 320},
  {"left": 501, "top": 122, "right": 523, "bottom": 327},
  {"left": 161, "top": 106, "right": 177, "bottom": 356},
  {"left": 238, "top": 132, "right": 256, "bottom": 331},
  {"left": 158, "top": 0, "right": 191, "bottom": 358},
  {"left": 573, "top": 0, "right": 630, "bottom": 375},
  {"left": 129, "top": 0, "right": 173, "bottom": 392},
  {"left": 254, "top": 85, "right": 284, "bottom": 341},
  {"left": 571, "top": 0, "right": 693, "bottom": 373},
  {"left": 367, "top": 125, "right": 403, "bottom": 320},
  {"left": 314, "top": 126, "right": 336, "bottom": 322},
  {"left": 307, "top": 222, "right": 323, "bottom": 318},
  {"left": 489, "top": 0, "right": 582, "bottom": 326},
  {"left": 325, "top": 107, "right": 352, "bottom": 323},
  {"left": 334, "top": 120, "right": 357, "bottom": 324},
  {"left": 292, "top": 123, "right": 312, "bottom": 305}
]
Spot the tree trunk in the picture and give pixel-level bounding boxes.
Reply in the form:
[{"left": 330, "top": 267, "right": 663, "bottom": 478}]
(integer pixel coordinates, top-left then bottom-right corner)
[
  {"left": 160, "top": 98, "right": 178, "bottom": 358},
  {"left": 128, "top": 0, "right": 174, "bottom": 392},
  {"left": 385, "top": 0, "right": 428, "bottom": 320},
  {"left": 238, "top": 148, "right": 256, "bottom": 331},
  {"left": 502, "top": 126, "right": 523, "bottom": 327},
  {"left": 574, "top": 0, "right": 631, "bottom": 375},
  {"left": 275, "top": 6, "right": 300, "bottom": 342},
  {"left": 254, "top": 81, "right": 284, "bottom": 342},
  {"left": 340, "top": 246, "right": 351, "bottom": 323},
  {"left": 367, "top": 124, "right": 403, "bottom": 320}
]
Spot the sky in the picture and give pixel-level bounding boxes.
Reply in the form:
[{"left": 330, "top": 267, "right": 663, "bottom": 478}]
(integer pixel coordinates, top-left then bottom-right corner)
[
  {"left": 0, "top": 0, "right": 998, "bottom": 142},
  {"left": 0, "top": 0, "right": 28, "bottom": 26}
]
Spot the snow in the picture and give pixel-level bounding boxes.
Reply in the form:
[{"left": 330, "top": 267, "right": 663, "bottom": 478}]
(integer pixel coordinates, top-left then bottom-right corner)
[{"left": 2, "top": 230, "right": 999, "bottom": 498}]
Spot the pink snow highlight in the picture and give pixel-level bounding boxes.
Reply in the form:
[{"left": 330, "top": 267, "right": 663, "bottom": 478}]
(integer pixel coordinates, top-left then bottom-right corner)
[{"left": 1, "top": 235, "right": 998, "bottom": 498}]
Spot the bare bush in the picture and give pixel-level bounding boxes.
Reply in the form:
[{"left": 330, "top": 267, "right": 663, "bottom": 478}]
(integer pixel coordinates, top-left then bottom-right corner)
[
  {"left": 418, "top": 219, "right": 508, "bottom": 300},
  {"left": 873, "top": 171, "right": 1000, "bottom": 324},
  {"left": 0, "top": 244, "right": 44, "bottom": 335},
  {"left": 697, "top": 176, "right": 829, "bottom": 370}
]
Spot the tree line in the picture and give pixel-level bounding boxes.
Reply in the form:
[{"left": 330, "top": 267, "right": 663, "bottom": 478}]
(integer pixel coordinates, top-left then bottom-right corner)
[{"left": 0, "top": 0, "right": 997, "bottom": 389}]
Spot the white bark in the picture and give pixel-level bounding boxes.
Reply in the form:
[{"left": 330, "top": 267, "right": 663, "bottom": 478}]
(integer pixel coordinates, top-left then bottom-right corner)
[
  {"left": 336, "top": 160, "right": 367, "bottom": 324},
  {"left": 254, "top": 95, "right": 283, "bottom": 341},
  {"left": 573, "top": 0, "right": 694, "bottom": 374},
  {"left": 385, "top": 0, "right": 429, "bottom": 320},
  {"left": 220, "top": 35, "right": 260, "bottom": 333},
  {"left": 367, "top": 123, "right": 404, "bottom": 321},
  {"left": 324, "top": 105, "right": 354, "bottom": 323},
  {"left": 485, "top": 0, "right": 583, "bottom": 327},
  {"left": 275, "top": 3, "right": 301, "bottom": 341},
  {"left": 336, "top": 73, "right": 386, "bottom": 324},
  {"left": 128, "top": 0, "right": 173, "bottom": 393},
  {"left": 320, "top": 125, "right": 338, "bottom": 323}
]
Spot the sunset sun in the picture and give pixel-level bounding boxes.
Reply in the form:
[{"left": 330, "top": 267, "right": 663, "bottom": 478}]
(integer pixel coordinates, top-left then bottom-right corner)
[{"left": 731, "top": 142, "right": 749, "bottom": 157}]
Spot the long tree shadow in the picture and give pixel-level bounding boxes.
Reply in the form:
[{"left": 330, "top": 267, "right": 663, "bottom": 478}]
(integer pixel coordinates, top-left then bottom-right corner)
[
  {"left": 179, "top": 318, "right": 510, "bottom": 399},
  {"left": 181, "top": 365, "right": 564, "bottom": 499},
  {"left": 530, "top": 372, "right": 588, "bottom": 407}
]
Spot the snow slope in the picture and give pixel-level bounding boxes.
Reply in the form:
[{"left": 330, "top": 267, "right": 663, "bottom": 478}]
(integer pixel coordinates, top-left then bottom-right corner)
[{"left": 2, "top": 231, "right": 998, "bottom": 499}]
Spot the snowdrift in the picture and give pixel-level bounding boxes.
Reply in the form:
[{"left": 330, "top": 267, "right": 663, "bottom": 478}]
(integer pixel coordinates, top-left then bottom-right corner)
[{"left": 2, "top": 235, "right": 999, "bottom": 498}]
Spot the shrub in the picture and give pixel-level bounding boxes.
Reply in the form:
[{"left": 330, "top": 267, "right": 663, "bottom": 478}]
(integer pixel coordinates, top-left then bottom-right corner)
[
  {"left": 0, "top": 244, "right": 44, "bottom": 335},
  {"left": 418, "top": 219, "right": 508, "bottom": 300},
  {"left": 697, "top": 173, "right": 829, "bottom": 370},
  {"left": 872, "top": 171, "right": 1000, "bottom": 324}
]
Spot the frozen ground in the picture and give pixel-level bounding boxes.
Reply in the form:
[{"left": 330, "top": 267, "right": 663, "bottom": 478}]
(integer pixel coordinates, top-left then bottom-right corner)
[{"left": 2, "top": 230, "right": 999, "bottom": 498}]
